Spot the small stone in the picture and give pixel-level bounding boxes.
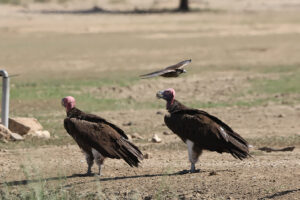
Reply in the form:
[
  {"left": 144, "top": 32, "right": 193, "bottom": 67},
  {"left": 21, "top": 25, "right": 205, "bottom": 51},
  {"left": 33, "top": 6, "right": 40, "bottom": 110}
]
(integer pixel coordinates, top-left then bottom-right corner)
[
  {"left": 122, "top": 122, "right": 132, "bottom": 126},
  {"left": 209, "top": 171, "right": 217, "bottom": 176},
  {"left": 151, "top": 134, "right": 162, "bottom": 143},
  {"left": 163, "top": 131, "right": 171, "bottom": 135},
  {"left": 156, "top": 111, "right": 163, "bottom": 115},
  {"left": 10, "top": 132, "right": 24, "bottom": 141},
  {"left": 276, "top": 114, "right": 284, "bottom": 118},
  {"left": 143, "top": 153, "right": 151, "bottom": 159}
]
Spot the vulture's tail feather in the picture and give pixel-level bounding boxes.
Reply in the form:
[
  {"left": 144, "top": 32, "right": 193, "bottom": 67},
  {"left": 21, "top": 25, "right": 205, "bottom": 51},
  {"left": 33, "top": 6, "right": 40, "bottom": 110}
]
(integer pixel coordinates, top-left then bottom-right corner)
[
  {"left": 116, "top": 138, "right": 143, "bottom": 167},
  {"left": 227, "top": 131, "right": 251, "bottom": 160}
]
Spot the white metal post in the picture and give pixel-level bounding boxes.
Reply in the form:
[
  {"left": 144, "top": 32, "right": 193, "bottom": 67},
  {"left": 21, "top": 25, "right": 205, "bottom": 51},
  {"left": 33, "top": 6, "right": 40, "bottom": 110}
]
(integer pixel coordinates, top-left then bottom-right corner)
[{"left": 0, "top": 70, "right": 9, "bottom": 128}]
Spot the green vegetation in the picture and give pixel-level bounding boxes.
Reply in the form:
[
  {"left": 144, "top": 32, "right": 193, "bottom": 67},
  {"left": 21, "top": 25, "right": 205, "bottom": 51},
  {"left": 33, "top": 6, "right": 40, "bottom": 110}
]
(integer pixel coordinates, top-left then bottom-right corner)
[
  {"left": 254, "top": 73, "right": 300, "bottom": 94},
  {"left": 0, "top": 0, "right": 20, "bottom": 4}
]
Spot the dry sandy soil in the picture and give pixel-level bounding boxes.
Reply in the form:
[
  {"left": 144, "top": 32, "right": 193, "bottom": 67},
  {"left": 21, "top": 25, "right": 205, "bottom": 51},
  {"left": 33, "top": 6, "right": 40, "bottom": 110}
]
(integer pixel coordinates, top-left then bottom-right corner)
[{"left": 0, "top": 0, "right": 300, "bottom": 199}]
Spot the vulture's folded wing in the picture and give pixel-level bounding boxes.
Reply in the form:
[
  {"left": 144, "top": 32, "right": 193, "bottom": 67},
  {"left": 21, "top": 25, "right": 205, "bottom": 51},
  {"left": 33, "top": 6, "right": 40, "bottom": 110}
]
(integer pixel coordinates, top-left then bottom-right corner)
[
  {"left": 82, "top": 113, "right": 129, "bottom": 139},
  {"left": 166, "top": 109, "right": 250, "bottom": 160},
  {"left": 64, "top": 118, "right": 143, "bottom": 167}
]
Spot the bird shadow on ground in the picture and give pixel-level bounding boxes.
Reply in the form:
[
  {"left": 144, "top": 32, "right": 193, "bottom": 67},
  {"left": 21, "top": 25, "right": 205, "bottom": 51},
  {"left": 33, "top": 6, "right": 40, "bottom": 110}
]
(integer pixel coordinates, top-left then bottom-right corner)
[
  {"left": 1, "top": 169, "right": 232, "bottom": 187},
  {"left": 21, "top": 6, "right": 221, "bottom": 15},
  {"left": 258, "top": 188, "right": 300, "bottom": 200}
]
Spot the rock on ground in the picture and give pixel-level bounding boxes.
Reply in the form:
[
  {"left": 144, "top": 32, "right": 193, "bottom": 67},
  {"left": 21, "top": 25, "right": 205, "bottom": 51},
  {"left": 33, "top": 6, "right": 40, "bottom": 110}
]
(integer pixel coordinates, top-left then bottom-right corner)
[
  {"left": 0, "top": 124, "right": 12, "bottom": 141},
  {"left": 28, "top": 130, "right": 50, "bottom": 139},
  {"left": 9, "top": 117, "right": 43, "bottom": 135},
  {"left": 9, "top": 117, "right": 50, "bottom": 139},
  {"left": 151, "top": 134, "right": 162, "bottom": 143},
  {"left": 9, "top": 132, "right": 24, "bottom": 141},
  {"left": 0, "top": 124, "right": 24, "bottom": 141}
]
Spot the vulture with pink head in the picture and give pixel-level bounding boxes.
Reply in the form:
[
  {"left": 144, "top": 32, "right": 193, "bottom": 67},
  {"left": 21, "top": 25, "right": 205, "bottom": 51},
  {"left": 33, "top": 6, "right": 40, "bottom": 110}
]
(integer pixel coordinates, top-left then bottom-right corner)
[
  {"left": 156, "top": 88, "right": 250, "bottom": 173},
  {"left": 62, "top": 96, "right": 143, "bottom": 175}
]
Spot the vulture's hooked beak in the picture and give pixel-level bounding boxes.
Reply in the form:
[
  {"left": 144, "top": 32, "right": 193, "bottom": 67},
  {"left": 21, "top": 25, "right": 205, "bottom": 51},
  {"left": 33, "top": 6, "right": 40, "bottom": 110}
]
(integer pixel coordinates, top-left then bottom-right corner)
[
  {"left": 183, "top": 69, "right": 187, "bottom": 73},
  {"left": 61, "top": 98, "right": 66, "bottom": 107},
  {"left": 156, "top": 91, "right": 164, "bottom": 99}
]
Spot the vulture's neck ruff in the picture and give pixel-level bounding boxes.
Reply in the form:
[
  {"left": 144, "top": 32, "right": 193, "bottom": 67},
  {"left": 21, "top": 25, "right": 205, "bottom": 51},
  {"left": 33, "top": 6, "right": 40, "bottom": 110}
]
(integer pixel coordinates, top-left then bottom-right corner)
[
  {"left": 167, "top": 100, "right": 189, "bottom": 114},
  {"left": 167, "top": 98, "right": 175, "bottom": 110},
  {"left": 67, "top": 107, "right": 81, "bottom": 117}
]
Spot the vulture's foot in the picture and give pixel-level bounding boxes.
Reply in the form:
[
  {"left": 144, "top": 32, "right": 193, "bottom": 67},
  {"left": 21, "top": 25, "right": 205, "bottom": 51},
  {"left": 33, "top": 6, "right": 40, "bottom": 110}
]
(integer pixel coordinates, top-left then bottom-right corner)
[
  {"left": 84, "top": 168, "right": 95, "bottom": 176},
  {"left": 189, "top": 169, "right": 200, "bottom": 173},
  {"left": 190, "top": 163, "right": 200, "bottom": 173},
  {"left": 87, "top": 169, "right": 92, "bottom": 175}
]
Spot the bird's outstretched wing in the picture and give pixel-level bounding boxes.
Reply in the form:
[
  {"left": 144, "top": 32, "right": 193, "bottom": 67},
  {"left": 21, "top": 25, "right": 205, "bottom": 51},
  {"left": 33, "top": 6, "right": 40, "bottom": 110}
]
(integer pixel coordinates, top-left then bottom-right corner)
[
  {"left": 165, "top": 59, "right": 192, "bottom": 70},
  {"left": 64, "top": 118, "right": 143, "bottom": 167},
  {"left": 140, "top": 69, "right": 175, "bottom": 79},
  {"left": 139, "top": 59, "right": 191, "bottom": 79}
]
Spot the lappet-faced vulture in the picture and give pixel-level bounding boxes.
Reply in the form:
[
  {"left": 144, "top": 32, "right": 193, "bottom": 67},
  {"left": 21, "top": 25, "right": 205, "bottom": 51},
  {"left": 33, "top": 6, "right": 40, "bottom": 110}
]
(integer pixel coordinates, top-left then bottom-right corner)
[
  {"left": 156, "top": 88, "right": 251, "bottom": 173},
  {"left": 140, "top": 59, "right": 191, "bottom": 79},
  {"left": 62, "top": 96, "right": 143, "bottom": 175}
]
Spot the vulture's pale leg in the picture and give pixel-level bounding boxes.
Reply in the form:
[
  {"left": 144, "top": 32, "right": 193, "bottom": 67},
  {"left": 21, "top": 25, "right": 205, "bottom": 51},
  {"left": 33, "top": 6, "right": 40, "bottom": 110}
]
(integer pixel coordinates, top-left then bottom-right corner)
[
  {"left": 85, "top": 152, "right": 94, "bottom": 175},
  {"left": 92, "top": 148, "right": 105, "bottom": 176},
  {"left": 186, "top": 139, "right": 201, "bottom": 173}
]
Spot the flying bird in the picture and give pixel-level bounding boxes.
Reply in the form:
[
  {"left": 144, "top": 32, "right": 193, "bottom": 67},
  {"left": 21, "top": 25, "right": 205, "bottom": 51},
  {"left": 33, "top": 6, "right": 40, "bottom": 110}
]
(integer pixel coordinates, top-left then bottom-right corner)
[
  {"left": 156, "top": 88, "right": 250, "bottom": 173},
  {"left": 62, "top": 96, "right": 143, "bottom": 175},
  {"left": 140, "top": 59, "right": 191, "bottom": 79}
]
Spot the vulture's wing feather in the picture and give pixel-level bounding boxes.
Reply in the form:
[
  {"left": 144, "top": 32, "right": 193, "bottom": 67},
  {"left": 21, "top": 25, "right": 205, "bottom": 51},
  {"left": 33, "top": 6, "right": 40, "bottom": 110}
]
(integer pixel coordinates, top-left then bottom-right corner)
[
  {"left": 165, "top": 59, "right": 192, "bottom": 70},
  {"left": 166, "top": 109, "right": 250, "bottom": 159},
  {"left": 82, "top": 113, "right": 129, "bottom": 139},
  {"left": 173, "top": 109, "right": 248, "bottom": 146},
  {"left": 140, "top": 69, "right": 175, "bottom": 79},
  {"left": 64, "top": 118, "right": 143, "bottom": 167}
]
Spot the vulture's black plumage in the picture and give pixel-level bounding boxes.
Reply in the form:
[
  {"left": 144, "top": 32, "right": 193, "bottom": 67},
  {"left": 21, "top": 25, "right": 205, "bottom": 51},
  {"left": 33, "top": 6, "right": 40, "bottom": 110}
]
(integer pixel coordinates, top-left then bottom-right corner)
[
  {"left": 62, "top": 96, "right": 143, "bottom": 175},
  {"left": 140, "top": 59, "right": 191, "bottom": 79},
  {"left": 157, "top": 88, "right": 250, "bottom": 172}
]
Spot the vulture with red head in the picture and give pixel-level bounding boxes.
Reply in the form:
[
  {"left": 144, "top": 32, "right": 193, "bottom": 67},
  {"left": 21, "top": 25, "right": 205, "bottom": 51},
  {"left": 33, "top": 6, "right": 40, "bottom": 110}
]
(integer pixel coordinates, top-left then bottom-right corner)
[
  {"left": 140, "top": 59, "right": 191, "bottom": 79},
  {"left": 156, "top": 88, "right": 250, "bottom": 173},
  {"left": 62, "top": 96, "right": 143, "bottom": 175}
]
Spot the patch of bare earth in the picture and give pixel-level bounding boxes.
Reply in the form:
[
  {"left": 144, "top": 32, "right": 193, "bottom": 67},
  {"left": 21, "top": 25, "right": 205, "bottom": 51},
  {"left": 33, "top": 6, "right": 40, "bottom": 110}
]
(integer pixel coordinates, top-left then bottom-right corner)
[{"left": 1, "top": 104, "right": 300, "bottom": 199}]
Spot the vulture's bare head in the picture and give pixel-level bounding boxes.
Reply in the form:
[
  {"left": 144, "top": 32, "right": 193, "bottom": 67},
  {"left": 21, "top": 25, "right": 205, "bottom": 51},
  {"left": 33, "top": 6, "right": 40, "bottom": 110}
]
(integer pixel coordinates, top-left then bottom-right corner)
[
  {"left": 156, "top": 88, "right": 175, "bottom": 104},
  {"left": 62, "top": 96, "right": 76, "bottom": 112}
]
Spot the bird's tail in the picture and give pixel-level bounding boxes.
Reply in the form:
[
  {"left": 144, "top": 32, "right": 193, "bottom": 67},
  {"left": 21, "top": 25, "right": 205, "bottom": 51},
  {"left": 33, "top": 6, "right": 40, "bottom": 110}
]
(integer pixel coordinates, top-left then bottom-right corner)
[
  {"left": 227, "top": 132, "right": 251, "bottom": 160},
  {"left": 116, "top": 138, "right": 143, "bottom": 167}
]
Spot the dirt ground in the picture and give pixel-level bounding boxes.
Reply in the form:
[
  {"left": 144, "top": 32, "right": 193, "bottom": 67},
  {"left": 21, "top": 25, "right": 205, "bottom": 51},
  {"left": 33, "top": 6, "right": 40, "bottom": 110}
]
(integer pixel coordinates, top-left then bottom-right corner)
[{"left": 0, "top": 0, "right": 300, "bottom": 199}]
